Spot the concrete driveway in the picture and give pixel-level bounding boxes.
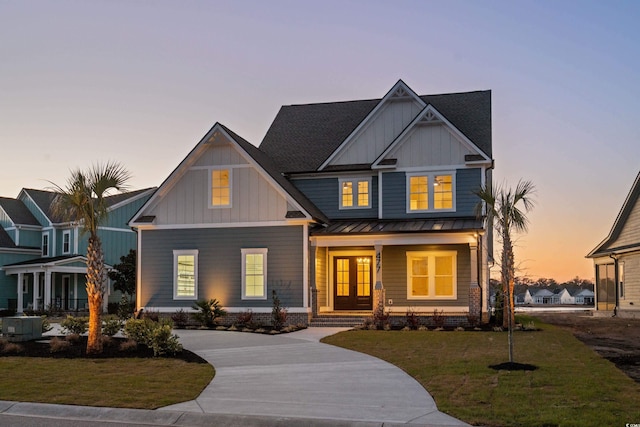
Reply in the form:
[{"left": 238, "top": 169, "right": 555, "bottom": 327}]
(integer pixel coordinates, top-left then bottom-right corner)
[{"left": 161, "top": 327, "right": 468, "bottom": 426}]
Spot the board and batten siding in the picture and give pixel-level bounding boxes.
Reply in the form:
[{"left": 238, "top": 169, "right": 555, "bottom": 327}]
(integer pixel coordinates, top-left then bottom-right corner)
[
  {"left": 139, "top": 226, "right": 304, "bottom": 309},
  {"left": 191, "top": 141, "right": 248, "bottom": 168},
  {"left": 619, "top": 253, "right": 640, "bottom": 312},
  {"left": 292, "top": 176, "right": 378, "bottom": 220},
  {"left": 149, "top": 167, "right": 288, "bottom": 225},
  {"left": 104, "top": 195, "right": 152, "bottom": 229},
  {"left": 381, "top": 244, "right": 471, "bottom": 308},
  {"left": 386, "top": 123, "right": 474, "bottom": 168},
  {"left": 381, "top": 168, "right": 481, "bottom": 219},
  {"left": 329, "top": 99, "right": 423, "bottom": 166},
  {"left": 610, "top": 197, "right": 640, "bottom": 249}
]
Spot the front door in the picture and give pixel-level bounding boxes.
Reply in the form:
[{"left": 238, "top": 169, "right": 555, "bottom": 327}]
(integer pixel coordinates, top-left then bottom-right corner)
[{"left": 334, "top": 256, "right": 372, "bottom": 310}]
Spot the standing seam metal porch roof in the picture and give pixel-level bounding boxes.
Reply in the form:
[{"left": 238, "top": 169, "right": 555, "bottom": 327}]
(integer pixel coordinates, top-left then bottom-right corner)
[{"left": 310, "top": 218, "right": 484, "bottom": 235}]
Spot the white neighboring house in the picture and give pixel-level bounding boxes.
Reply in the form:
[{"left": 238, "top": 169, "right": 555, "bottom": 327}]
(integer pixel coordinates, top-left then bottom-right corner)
[
  {"left": 557, "top": 288, "right": 575, "bottom": 304},
  {"left": 533, "top": 289, "right": 557, "bottom": 304},
  {"left": 524, "top": 289, "right": 534, "bottom": 304},
  {"left": 574, "top": 289, "right": 595, "bottom": 305}
]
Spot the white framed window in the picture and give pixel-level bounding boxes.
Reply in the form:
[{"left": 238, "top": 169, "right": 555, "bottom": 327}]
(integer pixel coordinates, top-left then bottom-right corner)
[
  {"left": 62, "top": 230, "right": 71, "bottom": 254},
  {"left": 209, "top": 168, "right": 231, "bottom": 208},
  {"left": 406, "top": 171, "right": 455, "bottom": 213},
  {"left": 241, "top": 248, "right": 267, "bottom": 300},
  {"left": 173, "top": 250, "right": 198, "bottom": 300},
  {"left": 339, "top": 177, "right": 371, "bottom": 209},
  {"left": 42, "top": 233, "right": 49, "bottom": 257},
  {"left": 406, "top": 251, "right": 457, "bottom": 299}
]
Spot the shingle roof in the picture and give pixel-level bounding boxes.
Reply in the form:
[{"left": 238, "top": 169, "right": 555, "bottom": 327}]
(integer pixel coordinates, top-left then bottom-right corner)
[
  {"left": 0, "top": 197, "right": 40, "bottom": 226},
  {"left": 0, "top": 225, "right": 16, "bottom": 248},
  {"left": 260, "top": 90, "right": 491, "bottom": 174},
  {"left": 220, "top": 124, "right": 329, "bottom": 223},
  {"left": 22, "top": 187, "right": 155, "bottom": 224}
]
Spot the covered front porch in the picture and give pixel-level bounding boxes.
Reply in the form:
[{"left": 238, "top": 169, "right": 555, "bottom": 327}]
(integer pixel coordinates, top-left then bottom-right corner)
[
  {"left": 2, "top": 255, "right": 111, "bottom": 313},
  {"left": 309, "top": 218, "right": 489, "bottom": 321}
]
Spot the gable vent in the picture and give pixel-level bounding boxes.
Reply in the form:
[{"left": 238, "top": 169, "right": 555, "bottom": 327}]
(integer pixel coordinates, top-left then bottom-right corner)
[{"left": 417, "top": 110, "right": 442, "bottom": 125}]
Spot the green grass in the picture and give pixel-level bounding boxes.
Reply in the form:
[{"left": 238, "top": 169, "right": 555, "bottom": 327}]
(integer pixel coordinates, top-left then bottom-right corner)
[
  {"left": 0, "top": 357, "right": 214, "bottom": 409},
  {"left": 322, "top": 318, "right": 640, "bottom": 427}
]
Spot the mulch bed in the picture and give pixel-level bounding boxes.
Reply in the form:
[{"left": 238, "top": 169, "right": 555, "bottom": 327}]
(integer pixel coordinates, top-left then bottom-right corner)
[{"left": 0, "top": 336, "right": 207, "bottom": 363}]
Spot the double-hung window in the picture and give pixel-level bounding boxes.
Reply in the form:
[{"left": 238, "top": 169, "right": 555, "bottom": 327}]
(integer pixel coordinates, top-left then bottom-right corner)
[
  {"left": 62, "top": 230, "right": 71, "bottom": 254},
  {"left": 407, "top": 172, "right": 455, "bottom": 212},
  {"left": 339, "top": 178, "right": 371, "bottom": 209},
  {"left": 241, "top": 248, "right": 267, "bottom": 300},
  {"left": 407, "top": 251, "right": 457, "bottom": 299},
  {"left": 173, "top": 250, "right": 198, "bottom": 300},
  {"left": 210, "top": 168, "right": 231, "bottom": 208}
]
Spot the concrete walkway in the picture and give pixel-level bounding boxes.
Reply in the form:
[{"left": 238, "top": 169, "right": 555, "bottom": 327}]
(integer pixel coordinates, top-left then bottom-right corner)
[{"left": 160, "top": 327, "right": 468, "bottom": 426}]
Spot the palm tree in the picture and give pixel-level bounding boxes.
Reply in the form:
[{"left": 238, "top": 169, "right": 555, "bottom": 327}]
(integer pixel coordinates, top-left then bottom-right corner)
[
  {"left": 475, "top": 179, "right": 535, "bottom": 363},
  {"left": 51, "top": 162, "right": 131, "bottom": 354}
]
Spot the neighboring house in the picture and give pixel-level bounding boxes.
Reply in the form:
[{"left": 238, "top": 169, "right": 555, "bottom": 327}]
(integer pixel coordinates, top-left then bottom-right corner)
[
  {"left": 130, "top": 80, "right": 494, "bottom": 324},
  {"left": 587, "top": 171, "right": 640, "bottom": 317},
  {"left": 532, "top": 288, "right": 557, "bottom": 305},
  {"left": 573, "top": 289, "right": 595, "bottom": 305},
  {"left": 523, "top": 289, "right": 534, "bottom": 304},
  {"left": 0, "top": 187, "right": 154, "bottom": 313},
  {"left": 557, "top": 288, "right": 574, "bottom": 305}
]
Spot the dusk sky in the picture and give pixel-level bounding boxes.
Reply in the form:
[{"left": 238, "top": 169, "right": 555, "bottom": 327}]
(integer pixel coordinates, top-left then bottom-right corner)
[{"left": 2, "top": 1, "right": 639, "bottom": 282}]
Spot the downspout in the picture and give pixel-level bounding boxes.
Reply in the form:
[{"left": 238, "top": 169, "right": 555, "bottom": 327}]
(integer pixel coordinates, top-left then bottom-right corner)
[{"left": 609, "top": 253, "right": 618, "bottom": 317}]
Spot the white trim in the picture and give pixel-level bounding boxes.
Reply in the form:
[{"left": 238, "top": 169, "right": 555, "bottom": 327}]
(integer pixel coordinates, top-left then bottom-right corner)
[
  {"left": 328, "top": 249, "right": 376, "bottom": 311},
  {"left": 208, "top": 166, "right": 233, "bottom": 209},
  {"left": 0, "top": 248, "right": 41, "bottom": 255},
  {"left": 173, "top": 249, "right": 199, "bottom": 300},
  {"left": 338, "top": 177, "right": 372, "bottom": 209},
  {"left": 406, "top": 250, "right": 457, "bottom": 300},
  {"left": 134, "top": 220, "right": 295, "bottom": 230},
  {"left": 319, "top": 80, "right": 426, "bottom": 171},
  {"left": 136, "top": 230, "right": 142, "bottom": 310},
  {"left": 406, "top": 171, "right": 456, "bottom": 214},
  {"left": 41, "top": 233, "right": 49, "bottom": 257},
  {"left": 74, "top": 225, "right": 79, "bottom": 254},
  {"left": 106, "top": 188, "right": 156, "bottom": 212},
  {"left": 241, "top": 248, "right": 268, "bottom": 300},
  {"left": 311, "top": 232, "right": 477, "bottom": 248},
  {"left": 62, "top": 230, "right": 71, "bottom": 254},
  {"left": 190, "top": 164, "right": 251, "bottom": 171},
  {"left": 19, "top": 190, "right": 52, "bottom": 227},
  {"left": 378, "top": 171, "right": 383, "bottom": 219},
  {"left": 97, "top": 226, "right": 136, "bottom": 233}
]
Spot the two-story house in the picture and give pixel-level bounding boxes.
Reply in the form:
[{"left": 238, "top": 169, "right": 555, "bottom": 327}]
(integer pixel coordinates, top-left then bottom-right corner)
[
  {"left": 130, "top": 80, "right": 493, "bottom": 325},
  {"left": 0, "top": 187, "right": 154, "bottom": 313}
]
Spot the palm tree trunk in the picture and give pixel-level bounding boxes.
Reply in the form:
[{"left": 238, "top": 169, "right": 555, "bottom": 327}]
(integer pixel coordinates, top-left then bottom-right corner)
[
  {"left": 503, "top": 231, "right": 515, "bottom": 363},
  {"left": 86, "top": 235, "right": 104, "bottom": 355}
]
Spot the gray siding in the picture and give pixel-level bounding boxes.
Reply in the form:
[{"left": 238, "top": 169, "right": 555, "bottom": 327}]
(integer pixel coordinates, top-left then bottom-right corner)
[
  {"left": 293, "top": 176, "right": 379, "bottom": 220},
  {"left": 140, "top": 226, "right": 304, "bottom": 309},
  {"left": 620, "top": 253, "right": 640, "bottom": 312},
  {"left": 382, "top": 168, "right": 481, "bottom": 219},
  {"left": 382, "top": 244, "right": 470, "bottom": 308}
]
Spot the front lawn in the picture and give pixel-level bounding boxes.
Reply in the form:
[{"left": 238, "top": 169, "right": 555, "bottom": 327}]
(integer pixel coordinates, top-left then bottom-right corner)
[
  {"left": 0, "top": 357, "right": 214, "bottom": 409},
  {"left": 322, "top": 318, "right": 640, "bottom": 427}
]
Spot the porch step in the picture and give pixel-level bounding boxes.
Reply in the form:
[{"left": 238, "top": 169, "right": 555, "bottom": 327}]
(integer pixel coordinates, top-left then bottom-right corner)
[{"left": 309, "top": 315, "right": 368, "bottom": 328}]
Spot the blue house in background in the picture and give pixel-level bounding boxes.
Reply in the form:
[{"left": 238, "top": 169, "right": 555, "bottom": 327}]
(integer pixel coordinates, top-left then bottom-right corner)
[
  {"left": 0, "top": 187, "right": 154, "bottom": 313},
  {"left": 131, "top": 80, "right": 494, "bottom": 324}
]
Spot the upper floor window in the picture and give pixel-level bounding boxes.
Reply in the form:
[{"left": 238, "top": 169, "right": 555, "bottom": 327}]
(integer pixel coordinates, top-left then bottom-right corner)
[
  {"left": 407, "top": 251, "right": 457, "bottom": 299},
  {"left": 241, "top": 248, "right": 267, "bottom": 300},
  {"left": 210, "top": 168, "right": 231, "bottom": 208},
  {"left": 407, "top": 172, "right": 455, "bottom": 213},
  {"left": 62, "top": 230, "right": 71, "bottom": 254},
  {"left": 339, "top": 178, "right": 371, "bottom": 209},
  {"left": 42, "top": 234, "right": 49, "bottom": 257},
  {"left": 173, "top": 250, "right": 198, "bottom": 300}
]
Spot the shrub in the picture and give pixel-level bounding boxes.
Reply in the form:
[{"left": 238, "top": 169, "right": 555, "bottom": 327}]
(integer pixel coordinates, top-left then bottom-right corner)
[
  {"left": 371, "top": 305, "right": 390, "bottom": 330},
  {"left": 49, "top": 337, "right": 71, "bottom": 353},
  {"left": 171, "top": 309, "right": 190, "bottom": 328},
  {"left": 123, "top": 318, "right": 182, "bottom": 356},
  {"left": 65, "top": 333, "right": 81, "bottom": 344},
  {"left": 1, "top": 342, "right": 24, "bottom": 354},
  {"left": 102, "top": 316, "right": 123, "bottom": 337},
  {"left": 41, "top": 316, "right": 53, "bottom": 333},
  {"left": 466, "top": 313, "right": 479, "bottom": 328},
  {"left": 101, "top": 335, "right": 116, "bottom": 348},
  {"left": 60, "top": 315, "right": 88, "bottom": 335},
  {"left": 117, "top": 296, "right": 136, "bottom": 320},
  {"left": 141, "top": 309, "right": 159, "bottom": 322},
  {"left": 271, "top": 291, "right": 287, "bottom": 331},
  {"left": 405, "top": 307, "right": 420, "bottom": 330},
  {"left": 192, "top": 299, "right": 226, "bottom": 327},
  {"left": 235, "top": 310, "right": 254, "bottom": 328},
  {"left": 119, "top": 339, "right": 138, "bottom": 352},
  {"left": 432, "top": 309, "right": 446, "bottom": 329}
]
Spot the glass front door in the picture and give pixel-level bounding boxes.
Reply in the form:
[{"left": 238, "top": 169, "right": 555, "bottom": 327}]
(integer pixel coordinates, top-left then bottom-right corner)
[{"left": 334, "top": 256, "right": 373, "bottom": 310}]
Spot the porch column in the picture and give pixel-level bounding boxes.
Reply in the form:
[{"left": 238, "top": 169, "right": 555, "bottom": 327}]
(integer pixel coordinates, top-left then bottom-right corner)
[
  {"left": 17, "top": 273, "right": 24, "bottom": 314},
  {"left": 33, "top": 272, "right": 40, "bottom": 310},
  {"left": 374, "top": 245, "right": 385, "bottom": 312},
  {"left": 44, "top": 270, "right": 52, "bottom": 311},
  {"left": 469, "top": 241, "right": 481, "bottom": 318},
  {"left": 73, "top": 274, "right": 78, "bottom": 310},
  {"left": 309, "top": 245, "right": 318, "bottom": 317}
]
